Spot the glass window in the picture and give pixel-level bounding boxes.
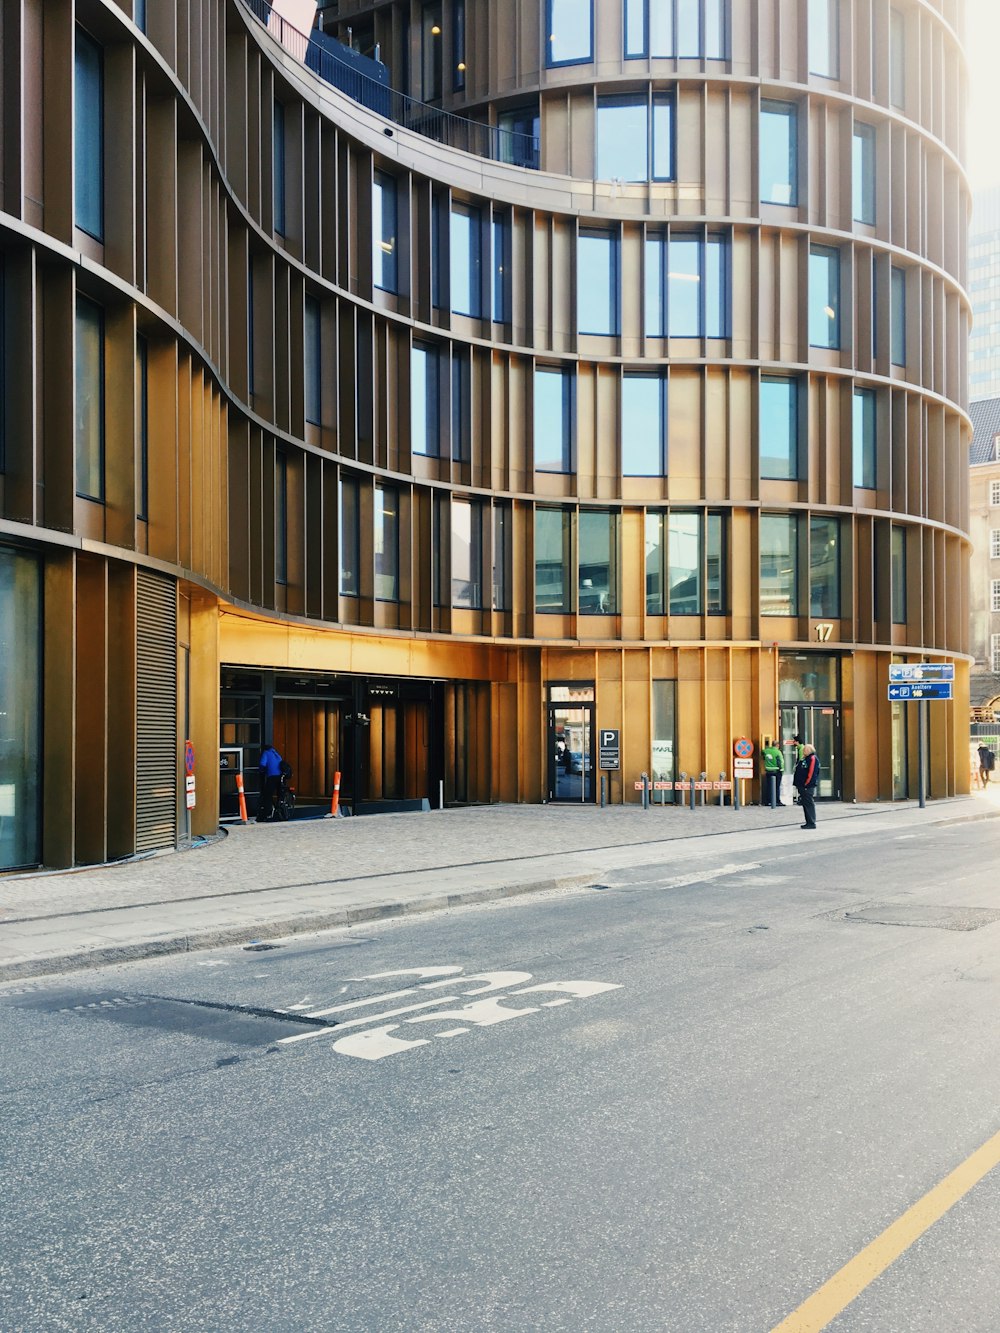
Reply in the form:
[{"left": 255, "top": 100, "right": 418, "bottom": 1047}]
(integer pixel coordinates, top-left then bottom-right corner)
[
  {"left": 547, "top": 0, "right": 593, "bottom": 66},
  {"left": 75, "top": 28, "right": 104, "bottom": 241},
  {"left": 652, "top": 95, "right": 675, "bottom": 181},
  {"left": 668, "top": 235, "right": 701, "bottom": 336},
  {"left": 625, "top": 1, "right": 726, "bottom": 58},
  {"left": 760, "top": 101, "right": 797, "bottom": 205},
  {"left": 779, "top": 652, "right": 838, "bottom": 701},
  {"left": 891, "top": 525, "right": 906, "bottom": 623},
  {"left": 890, "top": 7, "right": 905, "bottom": 110},
  {"left": 891, "top": 266, "right": 906, "bottom": 366},
  {"left": 493, "top": 503, "right": 510, "bottom": 610},
  {"left": 452, "top": 499, "right": 483, "bottom": 609},
  {"left": 991, "top": 480, "right": 1000, "bottom": 507},
  {"left": 646, "top": 234, "right": 729, "bottom": 337},
  {"left": 534, "top": 367, "right": 573, "bottom": 471},
  {"left": 579, "top": 510, "right": 618, "bottom": 614},
  {"left": 624, "top": 0, "right": 648, "bottom": 56},
  {"left": 992, "top": 633, "right": 1000, "bottom": 673},
  {"left": 451, "top": 351, "right": 470, "bottom": 462},
  {"left": 651, "top": 679, "right": 677, "bottom": 797},
  {"left": 498, "top": 104, "right": 540, "bottom": 168},
  {"left": 622, "top": 375, "right": 665, "bottom": 476},
  {"left": 411, "top": 344, "right": 440, "bottom": 457},
  {"left": 305, "top": 296, "right": 321, "bottom": 425},
  {"left": 991, "top": 579, "right": 1000, "bottom": 613},
  {"left": 492, "top": 214, "right": 508, "bottom": 322},
  {"left": 669, "top": 512, "right": 702, "bottom": 614},
  {"left": 760, "top": 377, "right": 799, "bottom": 480},
  {"left": 275, "top": 453, "right": 288, "bottom": 586},
  {"left": 645, "top": 513, "right": 665, "bottom": 613},
  {"left": 707, "top": 511, "right": 724, "bottom": 612},
  {"left": 0, "top": 549, "right": 41, "bottom": 870},
  {"left": 432, "top": 197, "right": 444, "bottom": 309},
  {"left": 853, "top": 123, "right": 876, "bottom": 225},
  {"left": 373, "top": 172, "right": 398, "bottom": 293},
  {"left": 422, "top": 2, "right": 443, "bottom": 100},
  {"left": 273, "top": 100, "right": 285, "bottom": 236},
  {"left": 134, "top": 0, "right": 146, "bottom": 30},
  {"left": 645, "top": 236, "right": 665, "bottom": 337},
  {"left": 992, "top": 529, "right": 1000, "bottom": 560},
  {"left": 450, "top": 203, "right": 481, "bottom": 317},
  {"left": 853, "top": 388, "right": 876, "bottom": 488},
  {"left": 809, "top": 246, "right": 840, "bottom": 349},
  {"left": 810, "top": 516, "right": 839, "bottom": 616},
  {"left": 137, "top": 335, "right": 148, "bottom": 520},
  {"left": 339, "top": 476, "right": 360, "bottom": 596},
  {"left": 705, "top": 235, "right": 727, "bottom": 337},
  {"left": 452, "top": 0, "right": 466, "bottom": 90},
  {"left": 760, "top": 513, "right": 798, "bottom": 615},
  {"left": 808, "top": 0, "right": 839, "bottom": 77},
  {"left": 578, "top": 232, "right": 618, "bottom": 335},
  {"left": 375, "top": 485, "right": 399, "bottom": 601},
  {"left": 75, "top": 295, "right": 104, "bottom": 501},
  {"left": 596, "top": 98, "right": 647, "bottom": 181},
  {"left": 536, "top": 507, "right": 572, "bottom": 611}
]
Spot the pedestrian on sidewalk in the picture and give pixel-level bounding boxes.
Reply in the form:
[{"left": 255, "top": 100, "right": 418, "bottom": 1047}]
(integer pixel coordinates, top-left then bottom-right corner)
[
  {"left": 793, "top": 744, "right": 820, "bottom": 830},
  {"left": 977, "top": 743, "right": 995, "bottom": 789},
  {"left": 761, "top": 737, "right": 786, "bottom": 807},
  {"left": 258, "top": 741, "right": 285, "bottom": 822}
]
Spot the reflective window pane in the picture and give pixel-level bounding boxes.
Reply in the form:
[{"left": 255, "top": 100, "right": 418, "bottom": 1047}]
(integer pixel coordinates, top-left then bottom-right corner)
[
  {"left": 450, "top": 204, "right": 481, "bottom": 317},
  {"left": 891, "top": 266, "right": 906, "bottom": 366},
  {"left": 652, "top": 95, "right": 675, "bottom": 181},
  {"left": 75, "top": 28, "right": 104, "bottom": 240},
  {"left": 373, "top": 172, "right": 398, "bottom": 292},
  {"left": 275, "top": 453, "right": 288, "bottom": 586},
  {"left": 677, "top": 0, "right": 701, "bottom": 56},
  {"left": 668, "top": 236, "right": 701, "bottom": 336},
  {"left": 651, "top": 679, "right": 677, "bottom": 795},
  {"left": 548, "top": 0, "right": 593, "bottom": 65},
  {"left": 622, "top": 375, "right": 665, "bottom": 476},
  {"left": 579, "top": 510, "right": 617, "bottom": 614},
  {"left": 0, "top": 549, "right": 41, "bottom": 870},
  {"left": 707, "top": 512, "right": 724, "bottom": 612},
  {"left": 809, "top": 246, "right": 840, "bottom": 348},
  {"left": 669, "top": 512, "right": 702, "bottom": 614},
  {"left": 760, "top": 101, "right": 797, "bottom": 205},
  {"left": 375, "top": 486, "right": 399, "bottom": 601},
  {"left": 760, "top": 513, "right": 798, "bottom": 615},
  {"left": 75, "top": 296, "right": 104, "bottom": 501},
  {"left": 596, "top": 98, "right": 647, "bottom": 181},
  {"left": 891, "top": 526, "right": 907, "bottom": 623},
  {"left": 645, "top": 512, "right": 665, "bottom": 613},
  {"left": 624, "top": 0, "right": 647, "bottom": 56},
  {"left": 451, "top": 352, "right": 469, "bottom": 462},
  {"left": 853, "top": 388, "right": 876, "bottom": 488},
  {"left": 760, "top": 377, "right": 798, "bottom": 479},
  {"left": 577, "top": 232, "right": 618, "bottom": 335},
  {"left": 304, "top": 296, "right": 321, "bottom": 425},
  {"left": 645, "top": 236, "right": 665, "bottom": 336},
  {"left": 452, "top": 499, "right": 483, "bottom": 609},
  {"left": 339, "top": 477, "right": 360, "bottom": 596},
  {"left": 411, "top": 344, "right": 440, "bottom": 457},
  {"left": 535, "top": 508, "right": 571, "bottom": 611},
  {"left": 703, "top": 0, "right": 726, "bottom": 57},
  {"left": 810, "top": 516, "right": 840, "bottom": 617},
  {"left": 534, "top": 368, "right": 573, "bottom": 472},
  {"left": 493, "top": 504, "right": 510, "bottom": 610},
  {"left": 649, "top": 1, "right": 674, "bottom": 55},
  {"left": 705, "top": 235, "right": 727, "bottom": 337},
  {"left": 852, "top": 124, "right": 875, "bottom": 225},
  {"left": 492, "top": 214, "right": 508, "bottom": 322},
  {"left": 808, "top": 0, "right": 839, "bottom": 77}
]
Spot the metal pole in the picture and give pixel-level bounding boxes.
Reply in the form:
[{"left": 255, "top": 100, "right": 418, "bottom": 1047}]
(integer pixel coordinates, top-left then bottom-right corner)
[
  {"left": 918, "top": 700, "right": 927, "bottom": 809},
  {"left": 439, "top": 778, "right": 444, "bottom": 811},
  {"left": 641, "top": 771, "right": 649, "bottom": 810},
  {"left": 690, "top": 773, "right": 696, "bottom": 812},
  {"left": 719, "top": 772, "right": 725, "bottom": 807},
  {"left": 734, "top": 773, "right": 741, "bottom": 811},
  {"left": 600, "top": 774, "right": 606, "bottom": 808}
]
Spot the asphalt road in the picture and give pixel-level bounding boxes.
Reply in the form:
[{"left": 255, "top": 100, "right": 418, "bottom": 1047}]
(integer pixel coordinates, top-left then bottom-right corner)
[{"left": 4, "top": 817, "right": 1000, "bottom": 1332}]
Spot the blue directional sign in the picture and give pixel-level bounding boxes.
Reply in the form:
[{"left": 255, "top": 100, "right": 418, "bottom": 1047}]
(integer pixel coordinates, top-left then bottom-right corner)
[
  {"left": 888, "top": 663, "right": 955, "bottom": 683},
  {"left": 887, "top": 682, "right": 953, "bottom": 701}
]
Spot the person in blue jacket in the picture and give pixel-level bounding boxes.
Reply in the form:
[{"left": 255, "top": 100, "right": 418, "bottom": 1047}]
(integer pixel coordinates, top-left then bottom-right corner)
[
  {"left": 793, "top": 744, "right": 820, "bottom": 830},
  {"left": 258, "top": 741, "right": 284, "bottom": 822}
]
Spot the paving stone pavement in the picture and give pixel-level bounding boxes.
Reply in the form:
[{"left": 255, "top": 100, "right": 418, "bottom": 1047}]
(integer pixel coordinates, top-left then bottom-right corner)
[{"left": 0, "top": 795, "right": 996, "bottom": 982}]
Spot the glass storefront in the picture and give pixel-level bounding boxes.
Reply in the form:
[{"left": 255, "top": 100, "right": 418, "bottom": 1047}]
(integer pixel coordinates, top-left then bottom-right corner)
[{"left": 0, "top": 549, "right": 41, "bottom": 868}]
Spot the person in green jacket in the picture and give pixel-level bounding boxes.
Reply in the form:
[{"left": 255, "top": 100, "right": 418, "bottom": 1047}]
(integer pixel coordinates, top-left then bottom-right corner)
[{"left": 761, "top": 737, "right": 786, "bottom": 807}]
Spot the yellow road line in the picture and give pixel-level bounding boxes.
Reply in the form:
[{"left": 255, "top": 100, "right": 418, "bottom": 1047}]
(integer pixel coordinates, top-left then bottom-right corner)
[{"left": 771, "top": 1126, "right": 1000, "bottom": 1332}]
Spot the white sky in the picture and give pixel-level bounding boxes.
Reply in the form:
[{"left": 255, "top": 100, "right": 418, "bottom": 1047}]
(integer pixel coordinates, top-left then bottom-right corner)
[{"left": 965, "top": 1, "right": 1000, "bottom": 190}]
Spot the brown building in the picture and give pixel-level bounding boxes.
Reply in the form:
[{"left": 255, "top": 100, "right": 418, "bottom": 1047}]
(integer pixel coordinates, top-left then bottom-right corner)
[{"left": 0, "top": 0, "right": 973, "bottom": 872}]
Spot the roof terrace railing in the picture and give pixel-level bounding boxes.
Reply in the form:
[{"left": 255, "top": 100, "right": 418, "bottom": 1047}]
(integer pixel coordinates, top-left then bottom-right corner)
[{"left": 240, "top": 0, "right": 540, "bottom": 170}]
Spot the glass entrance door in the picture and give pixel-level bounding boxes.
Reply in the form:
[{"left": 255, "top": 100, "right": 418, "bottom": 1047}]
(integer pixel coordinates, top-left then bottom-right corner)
[
  {"left": 780, "top": 705, "right": 841, "bottom": 800},
  {"left": 548, "top": 704, "right": 595, "bottom": 802}
]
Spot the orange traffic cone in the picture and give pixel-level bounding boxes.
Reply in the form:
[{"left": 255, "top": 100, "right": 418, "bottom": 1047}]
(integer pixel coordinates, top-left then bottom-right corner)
[
  {"left": 328, "top": 771, "right": 342, "bottom": 818},
  {"left": 235, "top": 771, "right": 249, "bottom": 824}
]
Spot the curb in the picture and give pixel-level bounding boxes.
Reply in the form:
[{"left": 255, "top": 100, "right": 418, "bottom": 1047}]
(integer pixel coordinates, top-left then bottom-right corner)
[{"left": 0, "top": 872, "right": 594, "bottom": 984}]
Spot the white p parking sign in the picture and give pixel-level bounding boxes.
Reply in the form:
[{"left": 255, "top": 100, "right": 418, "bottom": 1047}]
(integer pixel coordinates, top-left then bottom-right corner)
[{"left": 599, "top": 729, "right": 620, "bottom": 770}]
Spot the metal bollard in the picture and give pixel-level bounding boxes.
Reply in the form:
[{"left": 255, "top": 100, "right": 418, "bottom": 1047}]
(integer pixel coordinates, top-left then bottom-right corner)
[
  {"left": 641, "top": 771, "right": 649, "bottom": 810},
  {"left": 733, "top": 772, "right": 741, "bottom": 811},
  {"left": 718, "top": 772, "right": 726, "bottom": 808},
  {"left": 699, "top": 772, "right": 707, "bottom": 807},
  {"left": 600, "top": 774, "right": 607, "bottom": 808},
  {"left": 690, "top": 773, "right": 697, "bottom": 811}
]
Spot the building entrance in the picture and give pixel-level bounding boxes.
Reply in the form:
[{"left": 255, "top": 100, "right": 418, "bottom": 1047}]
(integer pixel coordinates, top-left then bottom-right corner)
[
  {"left": 548, "top": 703, "right": 595, "bottom": 802},
  {"left": 780, "top": 705, "right": 841, "bottom": 800}
]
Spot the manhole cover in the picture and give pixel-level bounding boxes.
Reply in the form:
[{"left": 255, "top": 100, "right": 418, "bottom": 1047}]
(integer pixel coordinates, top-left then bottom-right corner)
[{"left": 839, "top": 904, "right": 1000, "bottom": 932}]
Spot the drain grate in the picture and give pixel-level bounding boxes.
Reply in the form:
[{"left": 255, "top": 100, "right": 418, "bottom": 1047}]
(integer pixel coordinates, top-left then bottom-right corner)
[{"left": 832, "top": 903, "right": 1000, "bottom": 932}]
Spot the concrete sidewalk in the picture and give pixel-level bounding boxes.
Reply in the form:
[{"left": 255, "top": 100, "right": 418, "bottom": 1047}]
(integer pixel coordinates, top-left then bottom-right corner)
[{"left": 2, "top": 794, "right": 997, "bottom": 982}]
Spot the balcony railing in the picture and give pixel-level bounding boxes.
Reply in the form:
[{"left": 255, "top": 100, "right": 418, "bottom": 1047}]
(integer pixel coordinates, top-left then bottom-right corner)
[{"left": 240, "top": 0, "right": 540, "bottom": 170}]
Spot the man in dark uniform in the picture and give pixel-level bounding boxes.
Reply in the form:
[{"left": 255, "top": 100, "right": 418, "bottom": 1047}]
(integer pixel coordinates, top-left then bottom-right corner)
[{"left": 793, "top": 744, "right": 820, "bottom": 830}]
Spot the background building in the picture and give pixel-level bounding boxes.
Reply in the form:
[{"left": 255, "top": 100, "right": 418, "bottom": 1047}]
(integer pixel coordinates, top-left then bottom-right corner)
[
  {"left": 968, "top": 397, "right": 1000, "bottom": 716},
  {"left": 969, "top": 188, "right": 1000, "bottom": 402},
  {"left": 0, "top": 0, "right": 972, "bottom": 871}
]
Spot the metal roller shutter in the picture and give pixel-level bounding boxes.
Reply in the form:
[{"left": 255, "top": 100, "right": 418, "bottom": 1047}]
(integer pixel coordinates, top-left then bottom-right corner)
[{"left": 135, "top": 571, "right": 178, "bottom": 852}]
